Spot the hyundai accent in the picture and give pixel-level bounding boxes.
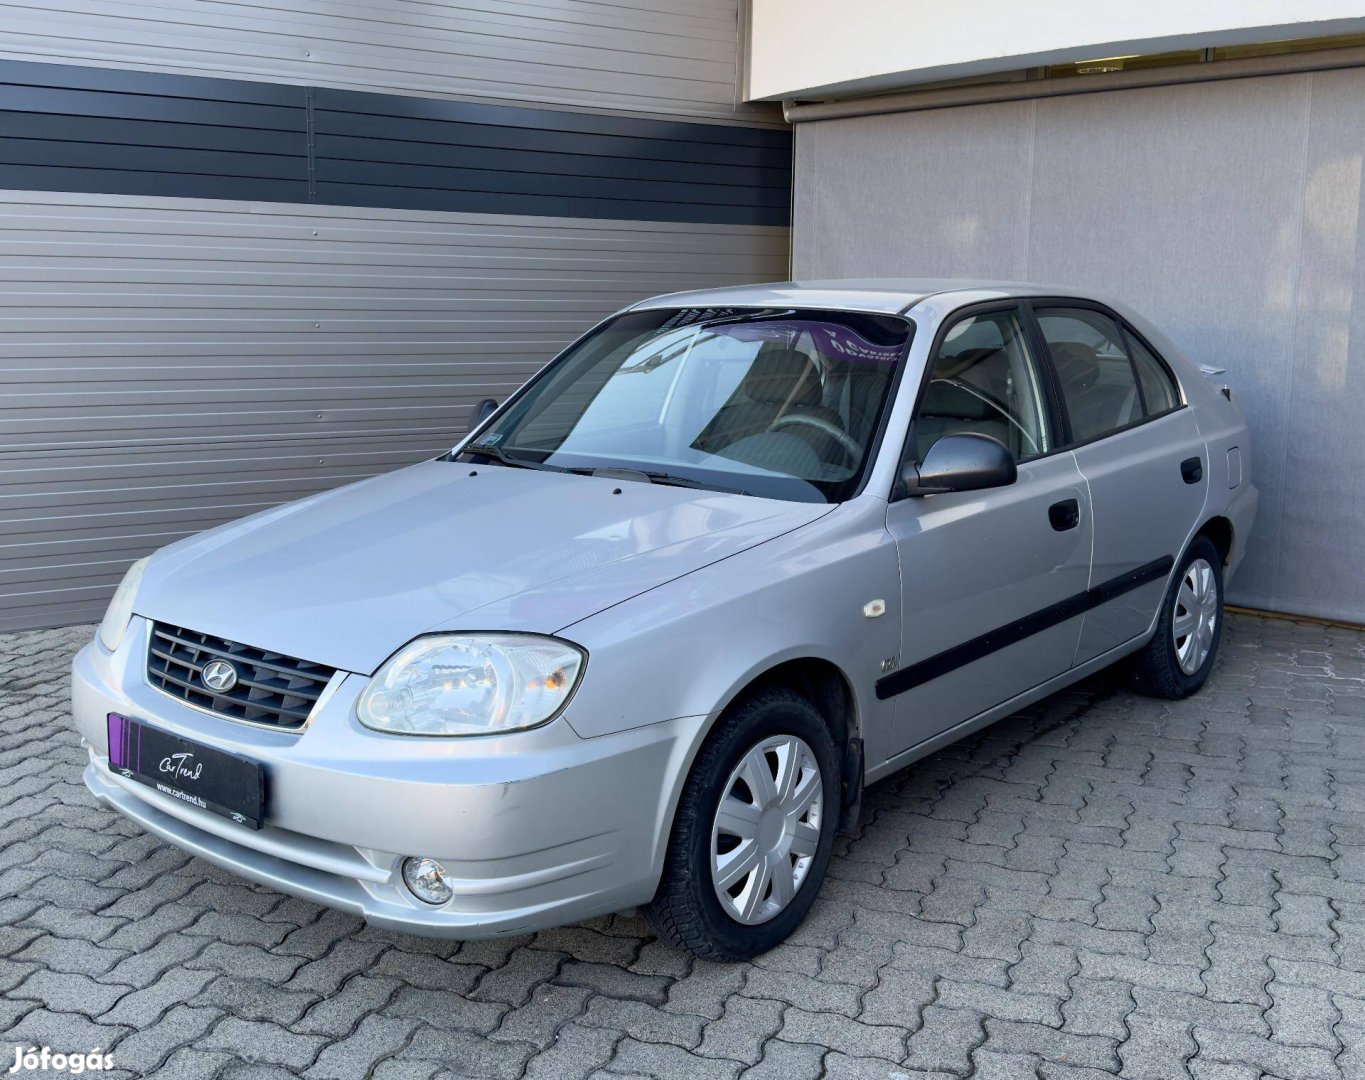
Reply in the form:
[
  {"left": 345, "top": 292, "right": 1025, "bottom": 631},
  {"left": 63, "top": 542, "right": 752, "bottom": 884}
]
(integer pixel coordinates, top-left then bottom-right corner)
[{"left": 71, "top": 280, "right": 1256, "bottom": 959}]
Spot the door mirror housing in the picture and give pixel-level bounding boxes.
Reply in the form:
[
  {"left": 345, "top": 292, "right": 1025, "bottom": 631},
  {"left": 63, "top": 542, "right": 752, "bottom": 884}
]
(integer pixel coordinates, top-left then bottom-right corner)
[
  {"left": 901, "top": 432, "right": 1018, "bottom": 497},
  {"left": 468, "top": 398, "right": 499, "bottom": 430}
]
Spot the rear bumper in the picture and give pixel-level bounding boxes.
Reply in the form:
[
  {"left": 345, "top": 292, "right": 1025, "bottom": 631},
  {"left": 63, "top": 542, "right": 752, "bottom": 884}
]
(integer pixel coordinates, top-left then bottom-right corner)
[
  {"left": 72, "top": 621, "right": 706, "bottom": 937},
  {"left": 1224, "top": 480, "right": 1259, "bottom": 585}
]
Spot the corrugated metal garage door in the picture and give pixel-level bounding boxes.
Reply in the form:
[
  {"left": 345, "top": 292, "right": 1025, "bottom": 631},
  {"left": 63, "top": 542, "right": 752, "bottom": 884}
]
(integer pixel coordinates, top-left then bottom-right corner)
[
  {"left": 0, "top": 192, "right": 789, "bottom": 630},
  {"left": 0, "top": 0, "right": 762, "bottom": 121}
]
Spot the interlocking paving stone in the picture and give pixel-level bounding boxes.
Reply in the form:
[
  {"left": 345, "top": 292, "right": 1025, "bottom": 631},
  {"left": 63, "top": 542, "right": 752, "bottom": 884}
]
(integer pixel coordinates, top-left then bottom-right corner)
[
  {"left": 197, "top": 1016, "right": 329, "bottom": 1070},
  {"left": 96, "top": 966, "right": 219, "bottom": 1029},
  {"left": 735, "top": 1037, "right": 825, "bottom": 1080},
  {"left": 467, "top": 947, "right": 565, "bottom": 1005},
  {"left": 490, "top": 983, "right": 592, "bottom": 1048},
  {"left": 402, "top": 1024, "right": 535, "bottom": 1078},
  {"left": 607, "top": 1037, "right": 742, "bottom": 1080},
  {"left": 580, "top": 995, "right": 704, "bottom": 1048},
  {"left": 286, "top": 939, "right": 391, "bottom": 995},
  {"left": 108, "top": 1004, "right": 223, "bottom": 1072},
  {"left": 902, "top": 1005, "right": 987, "bottom": 1074},
  {"left": 972, "top": 1048, "right": 1045, "bottom": 1080},
  {"left": 518, "top": 1020, "right": 617, "bottom": 1079},
  {"left": 661, "top": 960, "right": 747, "bottom": 1020},
  {"left": 774, "top": 1005, "right": 908, "bottom": 1060},
  {"left": 692, "top": 995, "right": 784, "bottom": 1064},
  {"left": 382, "top": 984, "right": 507, "bottom": 1034},
  {"left": 9, "top": 968, "right": 132, "bottom": 1017},
  {"left": 2, "top": 615, "right": 1362, "bottom": 1078},
  {"left": 302, "top": 1013, "right": 420, "bottom": 1079}
]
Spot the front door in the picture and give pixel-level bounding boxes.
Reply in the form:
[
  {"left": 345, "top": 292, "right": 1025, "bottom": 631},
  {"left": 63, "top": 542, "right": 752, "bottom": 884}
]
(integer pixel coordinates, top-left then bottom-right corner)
[
  {"left": 882, "top": 305, "right": 1093, "bottom": 758},
  {"left": 1031, "top": 304, "right": 1208, "bottom": 663}
]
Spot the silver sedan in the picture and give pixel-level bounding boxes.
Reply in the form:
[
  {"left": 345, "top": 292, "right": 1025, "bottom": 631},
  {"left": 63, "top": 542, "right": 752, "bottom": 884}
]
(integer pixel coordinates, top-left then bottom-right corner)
[{"left": 71, "top": 280, "right": 1257, "bottom": 959}]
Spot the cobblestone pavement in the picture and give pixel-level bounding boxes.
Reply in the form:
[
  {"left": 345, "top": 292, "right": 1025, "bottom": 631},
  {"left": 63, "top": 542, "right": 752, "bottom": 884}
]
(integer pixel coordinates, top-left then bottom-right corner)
[{"left": 3, "top": 614, "right": 1365, "bottom": 1079}]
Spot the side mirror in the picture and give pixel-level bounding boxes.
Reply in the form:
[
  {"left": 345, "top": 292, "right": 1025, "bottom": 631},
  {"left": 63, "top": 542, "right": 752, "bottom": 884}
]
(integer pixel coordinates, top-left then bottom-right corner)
[
  {"left": 901, "top": 432, "right": 1017, "bottom": 497},
  {"left": 468, "top": 398, "right": 499, "bottom": 431}
]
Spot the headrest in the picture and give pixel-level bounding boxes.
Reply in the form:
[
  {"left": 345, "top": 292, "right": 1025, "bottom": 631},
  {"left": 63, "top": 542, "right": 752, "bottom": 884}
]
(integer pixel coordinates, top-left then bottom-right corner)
[
  {"left": 1048, "top": 342, "right": 1101, "bottom": 388},
  {"left": 921, "top": 380, "right": 999, "bottom": 421},
  {"left": 741, "top": 342, "right": 822, "bottom": 406}
]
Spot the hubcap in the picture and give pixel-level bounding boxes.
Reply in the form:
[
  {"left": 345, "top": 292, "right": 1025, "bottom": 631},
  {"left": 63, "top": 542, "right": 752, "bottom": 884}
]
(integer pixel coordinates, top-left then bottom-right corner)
[
  {"left": 710, "top": 735, "right": 824, "bottom": 925},
  {"left": 1173, "top": 557, "right": 1219, "bottom": 675}
]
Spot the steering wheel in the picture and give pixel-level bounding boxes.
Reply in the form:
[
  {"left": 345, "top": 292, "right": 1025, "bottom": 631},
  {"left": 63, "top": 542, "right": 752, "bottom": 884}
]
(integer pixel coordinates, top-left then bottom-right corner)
[{"left": 770, "top": 413, "right": 863, "bottom": 465}]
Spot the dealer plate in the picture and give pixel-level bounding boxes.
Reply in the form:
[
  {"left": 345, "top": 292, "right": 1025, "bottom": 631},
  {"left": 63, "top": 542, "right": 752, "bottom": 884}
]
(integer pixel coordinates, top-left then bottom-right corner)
[{"left": 107, "top": 712, "right": 265, "bottom": 830}]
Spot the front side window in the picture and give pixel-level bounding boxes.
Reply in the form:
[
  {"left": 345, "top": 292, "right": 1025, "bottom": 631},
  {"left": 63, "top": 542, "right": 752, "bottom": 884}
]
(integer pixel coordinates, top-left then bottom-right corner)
[
  {"left": 1036, "top": 307, "right": 1145, "bottom": 443},
  {"left": 911, "top": 308, "right": 1052, "bottom": 463},
  {"left": 465, "top": 307, "right": 912, "bottom": 503}
]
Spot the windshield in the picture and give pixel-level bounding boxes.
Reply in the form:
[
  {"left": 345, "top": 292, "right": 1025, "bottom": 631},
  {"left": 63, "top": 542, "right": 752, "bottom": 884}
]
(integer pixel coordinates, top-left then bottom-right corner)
[{"left": 461, "top": 307, "right": 913, "bottom": 503}]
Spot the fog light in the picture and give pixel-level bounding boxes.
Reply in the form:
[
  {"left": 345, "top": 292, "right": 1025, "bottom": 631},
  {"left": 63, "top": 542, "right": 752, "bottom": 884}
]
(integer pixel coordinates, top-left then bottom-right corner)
[{"left": 402, "top": 856, "right": 454, "bottom": 905}]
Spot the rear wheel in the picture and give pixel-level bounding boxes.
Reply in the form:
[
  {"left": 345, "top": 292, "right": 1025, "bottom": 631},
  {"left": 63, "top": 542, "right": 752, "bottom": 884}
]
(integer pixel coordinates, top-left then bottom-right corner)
[
  {"left": 644, "top": 687, "right": 839, "bottom": 960},
  {"left": 1129, "top": 535, "right": 1224, "bottom": 698}
]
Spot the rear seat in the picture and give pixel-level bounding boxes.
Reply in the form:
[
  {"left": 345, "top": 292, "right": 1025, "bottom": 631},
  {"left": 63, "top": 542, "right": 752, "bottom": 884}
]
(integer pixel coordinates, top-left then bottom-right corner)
[{"left": 1049, "top": 342, "right": 1139, "bottom": 440}]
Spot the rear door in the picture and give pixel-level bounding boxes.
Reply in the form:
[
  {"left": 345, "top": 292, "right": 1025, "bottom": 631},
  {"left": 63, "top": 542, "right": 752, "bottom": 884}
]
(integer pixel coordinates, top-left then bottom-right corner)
[{"left": 1029, "top": 302, "right": 1207, "bottom": 663}]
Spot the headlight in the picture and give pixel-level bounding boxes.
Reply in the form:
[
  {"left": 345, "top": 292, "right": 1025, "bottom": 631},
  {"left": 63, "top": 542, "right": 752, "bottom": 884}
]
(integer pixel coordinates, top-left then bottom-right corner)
[
  {"left": 357, "top": 634, "right": 585, "bottom": 736},
  {"left": 97, "top": 556, "right": 150, "bottom": 653}
]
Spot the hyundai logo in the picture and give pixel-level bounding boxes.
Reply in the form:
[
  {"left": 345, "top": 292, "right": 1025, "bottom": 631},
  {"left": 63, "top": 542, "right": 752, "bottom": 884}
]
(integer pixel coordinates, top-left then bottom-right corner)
[{"left": 201, "top": 658, "right": 239, "bottom": 693}]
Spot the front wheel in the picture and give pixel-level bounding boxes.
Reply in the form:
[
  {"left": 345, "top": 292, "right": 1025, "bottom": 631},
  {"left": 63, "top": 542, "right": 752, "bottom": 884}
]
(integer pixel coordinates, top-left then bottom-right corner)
[
  {"left": 644, "top": 687, "right": 839, "bottom": 961},
  {"left": 1128, "top": 535, "right": 1224, "bottom": 698}
]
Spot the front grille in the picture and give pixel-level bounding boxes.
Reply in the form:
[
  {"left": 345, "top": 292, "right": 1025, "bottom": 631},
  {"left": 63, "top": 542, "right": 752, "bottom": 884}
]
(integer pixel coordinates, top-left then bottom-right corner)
[{"left": 147, "top": 622, "right": 336, "bottom": 730}]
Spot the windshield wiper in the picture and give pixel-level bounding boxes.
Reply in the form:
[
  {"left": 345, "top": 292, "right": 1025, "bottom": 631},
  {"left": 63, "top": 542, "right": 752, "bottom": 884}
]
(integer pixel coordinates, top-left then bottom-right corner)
[
  {"left": 635, "top": 470, "right": 711, "bottom": 490},
  {"left": 462, "top": 442, "right": 563, "bottom": 472},
  {"left": 578, "top": 466, "right": 745, "bottom": 495},
  {"left": 463, "top": 451, "right": 743, "bottom": 494}
]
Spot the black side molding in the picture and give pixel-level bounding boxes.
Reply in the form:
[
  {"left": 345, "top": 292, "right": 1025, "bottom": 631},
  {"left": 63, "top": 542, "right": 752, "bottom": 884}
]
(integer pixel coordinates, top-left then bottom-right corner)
[{"left": 876, "top": 555, "right": 1175, "bottom": 700}]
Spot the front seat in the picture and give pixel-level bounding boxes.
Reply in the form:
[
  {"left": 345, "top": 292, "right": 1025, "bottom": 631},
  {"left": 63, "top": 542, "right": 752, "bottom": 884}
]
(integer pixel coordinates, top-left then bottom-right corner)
[
  {"left": 694, "top": 342, "right": 846, "bottom": 458},
  {"left": 914, "top": 379, "right": 1013, "bottom": 459}
]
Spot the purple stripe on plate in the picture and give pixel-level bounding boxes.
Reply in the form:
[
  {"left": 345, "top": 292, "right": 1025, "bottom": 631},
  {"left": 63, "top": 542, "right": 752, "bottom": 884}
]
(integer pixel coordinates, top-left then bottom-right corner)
[{"left": 107, "top": 713, "right": 124, "bottom": 769}]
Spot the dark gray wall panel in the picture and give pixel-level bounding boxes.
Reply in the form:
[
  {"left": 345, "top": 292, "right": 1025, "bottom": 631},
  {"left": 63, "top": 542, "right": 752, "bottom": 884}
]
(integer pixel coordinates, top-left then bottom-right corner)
[
  {"left": 793, "top": 68, "right": 1365, "bottom": 623},
  {"left": 0, "top": 59, "right": 791, "bottom": 226},
  {"left": 0, "top": 0, "right": 772, "bottom": 123},
  {"left": 0, "top": 191, "right": 790, "bottom": 631}
]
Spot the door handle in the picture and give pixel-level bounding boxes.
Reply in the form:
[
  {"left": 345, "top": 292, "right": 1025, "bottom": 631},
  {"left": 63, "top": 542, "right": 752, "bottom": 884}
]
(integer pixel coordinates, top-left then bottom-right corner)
[
  {"left": 1181, "top": 456, "right": 1203, "bottom": 484},
  {"left": 1049, "top": 498, "right": 1080, "bottom": 531}
]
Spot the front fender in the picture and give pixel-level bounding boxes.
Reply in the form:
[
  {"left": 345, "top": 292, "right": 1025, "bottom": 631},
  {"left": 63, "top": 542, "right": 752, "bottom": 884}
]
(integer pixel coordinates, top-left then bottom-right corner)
[
  {"left": 554, "top": 497, "right": 900, "bottom": 882},
  {"left": 556, "top": 499, "right": 900, "bottom": 756}
]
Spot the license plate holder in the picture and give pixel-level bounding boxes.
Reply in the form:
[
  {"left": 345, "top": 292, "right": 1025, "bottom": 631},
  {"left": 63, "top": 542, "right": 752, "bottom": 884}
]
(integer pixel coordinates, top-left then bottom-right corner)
[{"left": 107, "top": 712, "right": 266, "bottom": 830}]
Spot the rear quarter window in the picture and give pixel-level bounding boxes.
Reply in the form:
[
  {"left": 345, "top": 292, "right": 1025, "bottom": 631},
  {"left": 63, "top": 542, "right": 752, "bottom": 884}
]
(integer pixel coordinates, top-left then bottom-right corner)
[{"left": 1124, "top": 331, "right": 1182, "bottom": 415}]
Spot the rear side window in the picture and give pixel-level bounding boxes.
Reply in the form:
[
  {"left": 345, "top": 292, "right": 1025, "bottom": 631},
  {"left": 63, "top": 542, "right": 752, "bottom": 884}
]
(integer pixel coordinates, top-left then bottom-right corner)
[
  {"left": 1125, "top": 331, "right": 1181, "bottom": 415},
  {"left": 1035, "top": 308, "right": 1143, "bottom": 443}
]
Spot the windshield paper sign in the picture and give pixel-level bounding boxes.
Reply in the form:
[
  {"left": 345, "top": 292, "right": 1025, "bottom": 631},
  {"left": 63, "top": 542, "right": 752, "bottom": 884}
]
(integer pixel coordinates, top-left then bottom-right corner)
[{"left": 717, "top": 320, "right": 904, "bottom": 365}]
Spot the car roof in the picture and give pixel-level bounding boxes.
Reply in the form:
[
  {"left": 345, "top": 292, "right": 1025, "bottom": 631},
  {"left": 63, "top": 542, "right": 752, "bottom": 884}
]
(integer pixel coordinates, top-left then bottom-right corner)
[{"left": 628, "top": 278, "right": 1098, "bottom": 316}]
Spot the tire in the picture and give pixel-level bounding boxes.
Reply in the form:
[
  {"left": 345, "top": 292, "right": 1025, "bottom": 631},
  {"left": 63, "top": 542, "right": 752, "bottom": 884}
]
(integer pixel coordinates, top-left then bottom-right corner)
[
  {"left": 1128, "top": 535, "right": 1224, "bottom": 699},
  {"left": 643, "top": 686, "right": 840, "bottom": 961}
]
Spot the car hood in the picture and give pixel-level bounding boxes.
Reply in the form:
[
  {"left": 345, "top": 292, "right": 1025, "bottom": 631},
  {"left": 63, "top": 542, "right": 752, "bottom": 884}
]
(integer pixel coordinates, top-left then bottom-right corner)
[{"left": 135, "top": 460, "right": 832, "bottom": 673}]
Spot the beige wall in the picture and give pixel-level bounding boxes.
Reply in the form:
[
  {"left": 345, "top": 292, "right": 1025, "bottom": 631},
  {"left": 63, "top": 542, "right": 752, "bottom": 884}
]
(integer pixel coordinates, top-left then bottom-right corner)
[
  {"left": 750, "top": 0, "right": 1365, "bottom": 100},
  {"left": 792, "top": 66, "right": 1365, "bottom": 623}
]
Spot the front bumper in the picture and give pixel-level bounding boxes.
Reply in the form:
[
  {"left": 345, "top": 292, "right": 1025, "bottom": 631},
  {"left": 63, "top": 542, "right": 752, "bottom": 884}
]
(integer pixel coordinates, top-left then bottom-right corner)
[{"left": 72, "top": 619, "right": 706, "bottom": 937}]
